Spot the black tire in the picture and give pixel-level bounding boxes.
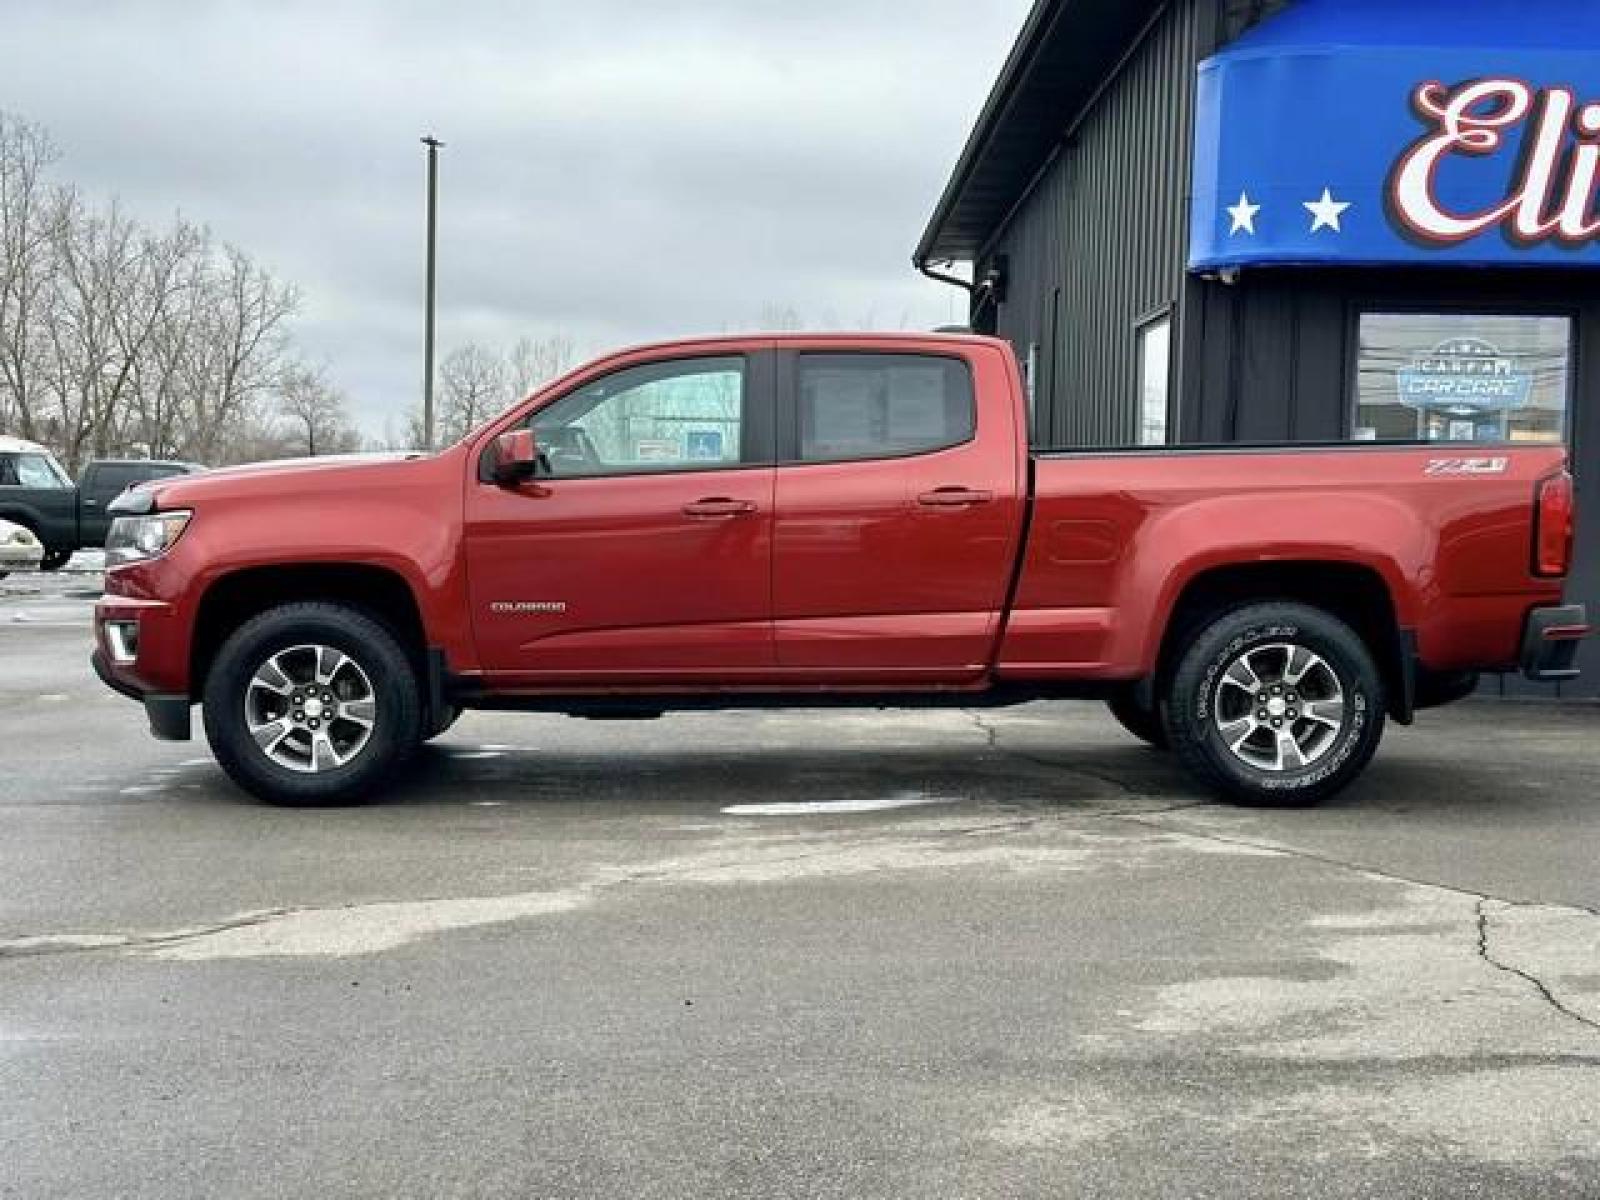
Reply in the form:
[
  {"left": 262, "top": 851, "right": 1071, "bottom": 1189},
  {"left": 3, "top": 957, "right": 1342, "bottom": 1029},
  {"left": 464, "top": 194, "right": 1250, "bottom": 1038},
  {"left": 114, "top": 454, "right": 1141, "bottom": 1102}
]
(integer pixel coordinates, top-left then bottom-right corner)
[
  {"left": 202, "top": 602, "right": 423, "bottom": 806},
  {"left": 1164, "top": 602, "right": 1386, "bottom": 807},
  {"left": 38, "top": 548, "right": 71, "bottom": 572},
  {"left": 1106, "top": 688, "right": 1169, "bottom": 749}
]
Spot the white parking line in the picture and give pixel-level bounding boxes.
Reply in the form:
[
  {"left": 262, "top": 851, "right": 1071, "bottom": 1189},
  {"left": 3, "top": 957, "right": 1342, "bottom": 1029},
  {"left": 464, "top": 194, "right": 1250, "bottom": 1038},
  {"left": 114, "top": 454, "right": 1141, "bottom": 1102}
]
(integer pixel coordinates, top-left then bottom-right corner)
[{"left": 722, "top": 794, "right": 956, "bottom": 817}]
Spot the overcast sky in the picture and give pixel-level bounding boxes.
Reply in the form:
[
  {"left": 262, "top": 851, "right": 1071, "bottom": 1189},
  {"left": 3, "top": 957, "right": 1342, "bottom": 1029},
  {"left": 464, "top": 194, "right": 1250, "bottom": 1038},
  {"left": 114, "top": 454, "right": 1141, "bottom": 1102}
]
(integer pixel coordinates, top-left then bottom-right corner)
[{"left": 6, "top": 0, "right": 1031, "bottom": 436}]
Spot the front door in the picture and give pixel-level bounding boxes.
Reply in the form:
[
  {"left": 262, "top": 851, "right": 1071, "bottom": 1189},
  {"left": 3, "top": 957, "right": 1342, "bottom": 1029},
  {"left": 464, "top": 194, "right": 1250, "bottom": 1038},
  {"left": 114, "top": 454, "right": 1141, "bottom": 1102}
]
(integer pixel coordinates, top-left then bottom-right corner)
[{"left": 465, "top": 350, "right": 776, "bottom": 684}]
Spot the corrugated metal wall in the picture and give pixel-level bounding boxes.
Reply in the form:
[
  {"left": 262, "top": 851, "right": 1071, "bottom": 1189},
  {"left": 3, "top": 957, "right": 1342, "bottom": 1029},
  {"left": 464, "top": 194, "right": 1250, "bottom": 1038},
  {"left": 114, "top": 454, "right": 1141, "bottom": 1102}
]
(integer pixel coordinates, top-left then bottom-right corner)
[{"left": 980, "top": 1, "right": 1206, "bottom": 448}]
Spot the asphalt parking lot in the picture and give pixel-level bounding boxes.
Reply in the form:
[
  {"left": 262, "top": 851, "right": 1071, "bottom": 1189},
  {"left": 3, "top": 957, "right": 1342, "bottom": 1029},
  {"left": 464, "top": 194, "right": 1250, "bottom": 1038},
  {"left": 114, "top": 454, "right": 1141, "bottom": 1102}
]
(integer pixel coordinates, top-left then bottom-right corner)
[{"left": 3, "top": 567, "right": 1600, "bottom": 1198}]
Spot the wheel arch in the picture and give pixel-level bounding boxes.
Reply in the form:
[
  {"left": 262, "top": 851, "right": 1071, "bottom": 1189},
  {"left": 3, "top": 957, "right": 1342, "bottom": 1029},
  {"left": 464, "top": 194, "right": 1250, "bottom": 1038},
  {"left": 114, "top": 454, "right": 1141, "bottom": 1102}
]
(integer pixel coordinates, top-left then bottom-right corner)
[
  {"left": 190, "top": 563, "right": 429, "bottom": 700},
  {"left": 1150, "top": 561, "right": 1413, "bottom": 725}
]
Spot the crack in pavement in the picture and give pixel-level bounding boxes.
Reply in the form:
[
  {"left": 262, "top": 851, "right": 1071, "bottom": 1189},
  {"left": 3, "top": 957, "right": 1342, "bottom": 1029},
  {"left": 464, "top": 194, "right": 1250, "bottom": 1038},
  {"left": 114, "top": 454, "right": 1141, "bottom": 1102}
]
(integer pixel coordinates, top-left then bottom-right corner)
[
  {"left": 1113, "top": 811, "right": 1600, "bottom": 920},
  {"left": 1110, "top": 808, "right": 1600, "bottom": 1041},
  {"left": 1477, "top": 897, "right": 1600, "bottom": 1035}
]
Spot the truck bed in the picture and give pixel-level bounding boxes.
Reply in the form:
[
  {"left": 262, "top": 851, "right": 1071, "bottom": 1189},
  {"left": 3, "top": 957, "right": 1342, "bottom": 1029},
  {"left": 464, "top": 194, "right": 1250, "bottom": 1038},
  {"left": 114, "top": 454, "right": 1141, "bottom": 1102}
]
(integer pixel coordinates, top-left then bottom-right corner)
[{"left": 1000, "top": 443, "right": 1567, "bottom": 681}]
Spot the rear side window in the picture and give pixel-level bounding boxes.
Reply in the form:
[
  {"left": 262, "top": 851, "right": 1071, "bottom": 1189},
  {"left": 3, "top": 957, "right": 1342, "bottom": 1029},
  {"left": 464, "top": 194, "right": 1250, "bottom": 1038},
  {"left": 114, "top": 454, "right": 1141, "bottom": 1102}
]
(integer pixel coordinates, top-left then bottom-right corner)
[
  {"left": 796, "top": 354, "right": 975, "bottom": 463},
  {"left": 88, "top": 465, "right": 140, "bottom": 494}
]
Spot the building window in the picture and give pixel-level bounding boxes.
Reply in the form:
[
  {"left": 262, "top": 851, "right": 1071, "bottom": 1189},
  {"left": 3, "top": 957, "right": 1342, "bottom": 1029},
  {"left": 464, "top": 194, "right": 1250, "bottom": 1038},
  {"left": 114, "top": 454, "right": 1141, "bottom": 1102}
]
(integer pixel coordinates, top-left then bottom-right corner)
[
  {"left": 1354, "top": 314, "right": 1571, "bottom": 444},
  {"left": 1136, "top": 315, "right": 1172, "bottom": 446}
]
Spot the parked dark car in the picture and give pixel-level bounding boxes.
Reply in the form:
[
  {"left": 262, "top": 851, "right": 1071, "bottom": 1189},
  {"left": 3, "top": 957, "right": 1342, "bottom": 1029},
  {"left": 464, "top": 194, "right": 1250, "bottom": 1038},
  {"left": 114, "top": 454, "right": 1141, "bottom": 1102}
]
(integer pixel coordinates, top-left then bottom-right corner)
[{"left": 0, "top": 438, "right": 203, "bottom": 569}]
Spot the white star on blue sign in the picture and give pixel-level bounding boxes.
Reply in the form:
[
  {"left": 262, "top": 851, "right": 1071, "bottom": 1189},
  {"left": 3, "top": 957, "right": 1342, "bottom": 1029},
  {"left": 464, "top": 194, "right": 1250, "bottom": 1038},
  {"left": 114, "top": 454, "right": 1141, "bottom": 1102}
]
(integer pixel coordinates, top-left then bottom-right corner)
[
  {"left": 1304, "top": 188, "right": 1352, "bottom": 233},
  {"left": 1226, "top": 191, "right": 1261, "bottom": 236}
]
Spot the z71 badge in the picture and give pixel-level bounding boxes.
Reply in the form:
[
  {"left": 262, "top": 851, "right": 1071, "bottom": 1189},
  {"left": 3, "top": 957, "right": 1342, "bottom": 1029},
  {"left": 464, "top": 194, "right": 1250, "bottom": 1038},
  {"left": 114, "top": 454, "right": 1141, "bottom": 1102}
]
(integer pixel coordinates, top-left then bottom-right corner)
[{"left": 1425, "top": 457, "right": 1509, "bottom": 477}]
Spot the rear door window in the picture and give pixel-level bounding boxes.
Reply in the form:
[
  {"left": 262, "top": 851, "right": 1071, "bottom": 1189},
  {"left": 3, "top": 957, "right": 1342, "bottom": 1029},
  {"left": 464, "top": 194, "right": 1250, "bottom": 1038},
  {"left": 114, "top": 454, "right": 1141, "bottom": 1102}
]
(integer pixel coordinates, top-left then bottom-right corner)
[
  {"left": 794, "top": 354, "right": 975, "bottom": 463},
  {"left": 88, "top": 465, "right": 140, "bottom": 497}
]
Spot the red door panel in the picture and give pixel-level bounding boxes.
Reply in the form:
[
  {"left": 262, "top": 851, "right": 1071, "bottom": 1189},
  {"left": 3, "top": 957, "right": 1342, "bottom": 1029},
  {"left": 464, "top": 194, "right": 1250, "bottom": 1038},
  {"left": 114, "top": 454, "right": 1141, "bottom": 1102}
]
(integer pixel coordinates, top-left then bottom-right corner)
[{"left": 465, "top": 468, "right": 775, "bottom": 683}]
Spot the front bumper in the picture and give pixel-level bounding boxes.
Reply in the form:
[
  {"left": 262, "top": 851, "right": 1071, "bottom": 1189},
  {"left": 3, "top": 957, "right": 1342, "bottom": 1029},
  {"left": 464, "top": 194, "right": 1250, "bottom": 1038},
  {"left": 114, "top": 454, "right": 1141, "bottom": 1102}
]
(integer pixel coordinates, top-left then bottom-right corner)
[
  {"left": 1521, "top": 605, "right": 1590, "bottom": 683},
  {"left": 91, "top": 648, "right": 192, "bottom": 741}
]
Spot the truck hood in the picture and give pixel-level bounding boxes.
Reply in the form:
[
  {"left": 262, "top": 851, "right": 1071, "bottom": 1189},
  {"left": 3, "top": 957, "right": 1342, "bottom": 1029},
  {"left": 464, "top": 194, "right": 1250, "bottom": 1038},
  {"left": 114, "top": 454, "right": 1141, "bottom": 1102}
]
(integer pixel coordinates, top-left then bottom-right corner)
[{"left": 145, "top": 451, "right": 438, "bottom": 509}]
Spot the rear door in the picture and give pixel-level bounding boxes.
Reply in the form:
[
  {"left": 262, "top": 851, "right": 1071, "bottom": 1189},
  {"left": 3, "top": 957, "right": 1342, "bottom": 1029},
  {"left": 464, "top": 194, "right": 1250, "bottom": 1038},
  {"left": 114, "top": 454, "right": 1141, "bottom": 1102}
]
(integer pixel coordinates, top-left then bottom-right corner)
[
  {"left": 465, "top": 349, "right": 778, "bottom": 683},
  {"left": 80, "top": 464, "right": 137, "bottom": 545},
  {"left": 771, "top": 346, "right": 1025, "bottom": 679}
]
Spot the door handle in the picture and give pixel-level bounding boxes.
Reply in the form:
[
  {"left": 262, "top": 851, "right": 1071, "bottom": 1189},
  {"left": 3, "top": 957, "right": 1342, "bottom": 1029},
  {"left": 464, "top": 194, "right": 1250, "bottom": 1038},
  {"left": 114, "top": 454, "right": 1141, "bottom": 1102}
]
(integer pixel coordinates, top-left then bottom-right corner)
[
  {"left": 682, "top": 497, "right": 758, "bottom": 518},
  {"left": 918, "top": 487, "right": 995, "bottom": 508}
]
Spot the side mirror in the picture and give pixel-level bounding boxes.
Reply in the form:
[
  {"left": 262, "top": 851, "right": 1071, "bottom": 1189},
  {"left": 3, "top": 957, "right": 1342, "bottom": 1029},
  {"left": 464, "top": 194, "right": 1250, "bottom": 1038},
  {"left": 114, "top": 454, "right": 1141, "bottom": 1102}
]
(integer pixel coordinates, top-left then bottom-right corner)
[{"left": 492, "top": 429, "right": 542, "bottom": 486}]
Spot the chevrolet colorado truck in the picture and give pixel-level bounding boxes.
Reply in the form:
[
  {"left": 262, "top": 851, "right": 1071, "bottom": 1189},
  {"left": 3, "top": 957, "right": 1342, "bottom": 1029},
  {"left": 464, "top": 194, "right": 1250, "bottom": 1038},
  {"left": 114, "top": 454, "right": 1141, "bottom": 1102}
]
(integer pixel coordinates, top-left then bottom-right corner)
[{"left": 91, "top": 333, "right": 1586, "bottom": 807}]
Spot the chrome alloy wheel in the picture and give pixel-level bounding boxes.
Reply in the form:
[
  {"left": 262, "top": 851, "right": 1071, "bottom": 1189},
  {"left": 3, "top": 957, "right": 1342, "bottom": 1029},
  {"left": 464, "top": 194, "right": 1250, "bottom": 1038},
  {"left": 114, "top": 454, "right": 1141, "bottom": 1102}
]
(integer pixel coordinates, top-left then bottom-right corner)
[
  {"left": 1212, "top": 643, "right": 1346, "bottom": 773},
  {"left": 243, "top": 645, "right": 377, "bottom": 773}
]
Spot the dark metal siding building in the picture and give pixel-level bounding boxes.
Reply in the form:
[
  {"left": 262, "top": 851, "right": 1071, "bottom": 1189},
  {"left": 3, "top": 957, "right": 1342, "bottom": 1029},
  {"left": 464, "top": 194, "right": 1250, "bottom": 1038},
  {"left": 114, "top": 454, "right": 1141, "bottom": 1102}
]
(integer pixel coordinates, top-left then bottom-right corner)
[{"left": 916, "top": 0, "right": 1599, "bottom": 696}]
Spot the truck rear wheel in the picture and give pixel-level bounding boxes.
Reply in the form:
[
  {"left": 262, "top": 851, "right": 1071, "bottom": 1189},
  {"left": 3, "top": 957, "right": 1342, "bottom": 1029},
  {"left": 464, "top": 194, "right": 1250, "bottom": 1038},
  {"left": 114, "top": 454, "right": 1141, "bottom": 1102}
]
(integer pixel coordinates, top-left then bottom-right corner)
[
  {"left": 1106, "top": 688, "right": 1168, "bottom": 749},
  {"left": 38, "top": 548, "right": 71, "bottom": 572},
  {"left": 1163, "top": 602, "right": 1385, "bottom": 807},
  {"left": 202, "top": 603, "right": 423, "bottom": 806}
]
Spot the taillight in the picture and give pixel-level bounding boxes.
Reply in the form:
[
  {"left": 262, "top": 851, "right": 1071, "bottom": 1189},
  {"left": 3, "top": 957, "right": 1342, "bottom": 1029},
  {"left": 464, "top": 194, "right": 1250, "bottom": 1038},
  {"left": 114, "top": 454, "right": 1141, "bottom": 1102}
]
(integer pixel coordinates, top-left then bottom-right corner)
[{"left": 1534, "top": 471, "right": 1575, "bottom": 578}]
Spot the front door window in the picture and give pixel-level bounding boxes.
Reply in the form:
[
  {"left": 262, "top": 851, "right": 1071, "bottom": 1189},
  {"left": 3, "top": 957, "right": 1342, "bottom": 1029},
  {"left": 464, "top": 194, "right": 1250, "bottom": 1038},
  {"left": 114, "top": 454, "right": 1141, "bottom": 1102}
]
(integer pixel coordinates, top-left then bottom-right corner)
[{"left": 531, "top": 357, "right": 745, "bottom": 476}]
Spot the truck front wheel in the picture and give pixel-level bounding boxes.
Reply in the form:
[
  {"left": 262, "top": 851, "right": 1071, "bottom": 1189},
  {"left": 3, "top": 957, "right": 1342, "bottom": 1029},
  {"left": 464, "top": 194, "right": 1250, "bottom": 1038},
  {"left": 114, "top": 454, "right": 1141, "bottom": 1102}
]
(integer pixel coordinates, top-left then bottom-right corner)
[
  {"left": 202, "top": 603, "right": 423, "bottom": 806},
  {"left": 1163, "top": 603, "right": 1386, "bottom": 807}
]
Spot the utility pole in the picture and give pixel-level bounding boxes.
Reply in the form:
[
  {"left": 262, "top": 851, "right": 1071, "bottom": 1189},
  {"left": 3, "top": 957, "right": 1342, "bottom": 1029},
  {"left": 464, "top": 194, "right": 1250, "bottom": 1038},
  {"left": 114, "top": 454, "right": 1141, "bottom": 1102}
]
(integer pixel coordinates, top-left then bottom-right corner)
[{"left": 420, "top": 134, "right": 445, "bottom": 450}]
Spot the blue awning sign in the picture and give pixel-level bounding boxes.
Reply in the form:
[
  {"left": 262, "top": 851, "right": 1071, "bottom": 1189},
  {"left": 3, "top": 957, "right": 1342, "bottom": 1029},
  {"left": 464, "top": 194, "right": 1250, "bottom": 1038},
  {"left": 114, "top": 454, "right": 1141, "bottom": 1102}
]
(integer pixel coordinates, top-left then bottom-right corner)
[{"left": 1188, "top": 0, "right": 1600, "bottom": 271}]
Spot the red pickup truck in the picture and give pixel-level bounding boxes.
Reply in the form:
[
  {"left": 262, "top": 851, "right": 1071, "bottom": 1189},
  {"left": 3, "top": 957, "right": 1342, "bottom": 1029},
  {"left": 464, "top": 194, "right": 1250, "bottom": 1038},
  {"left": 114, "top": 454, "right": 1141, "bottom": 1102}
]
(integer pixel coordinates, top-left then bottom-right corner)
[{"left": 92, "top": 333, "right": 1585, "bottom": 807}]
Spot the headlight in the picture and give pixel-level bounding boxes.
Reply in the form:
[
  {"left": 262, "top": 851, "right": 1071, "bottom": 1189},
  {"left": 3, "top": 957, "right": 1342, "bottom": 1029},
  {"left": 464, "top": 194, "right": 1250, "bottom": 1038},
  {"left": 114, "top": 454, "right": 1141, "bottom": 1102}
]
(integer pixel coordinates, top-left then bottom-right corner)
[
  {"left": 9, "top": 528, "right": 36, "bottom": 546},
  {"left": 106, "top": 511, "right": 192, "bottom": 567}
]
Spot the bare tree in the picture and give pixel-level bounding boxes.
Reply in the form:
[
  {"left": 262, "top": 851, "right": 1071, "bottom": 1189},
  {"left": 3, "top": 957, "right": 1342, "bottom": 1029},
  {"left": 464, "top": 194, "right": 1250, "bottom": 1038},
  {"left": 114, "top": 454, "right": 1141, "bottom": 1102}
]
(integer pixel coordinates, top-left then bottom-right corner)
[
  {"left": 436, "top": 342, "right": 508, "bottom": 444},
  {"left": 1, "top": 110, "right": 316, "bottom": 469},
  {"left": 187, "top": 245, "right": 299, "bottom": 464},
  {"left": 506, "top": 332, "right": 575, "bottom": 398},
  {"left": 409, "top": 334, "right": 578, "bottom": 447},
  {"left": 126, "top": 225, "right": 212, "bottom": 460},
  {"left": 0, "top": 114, "right": 68, "bottom": 441},
  {"left": 278, "top": 363, "right": 358, "bottom": 457}
]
